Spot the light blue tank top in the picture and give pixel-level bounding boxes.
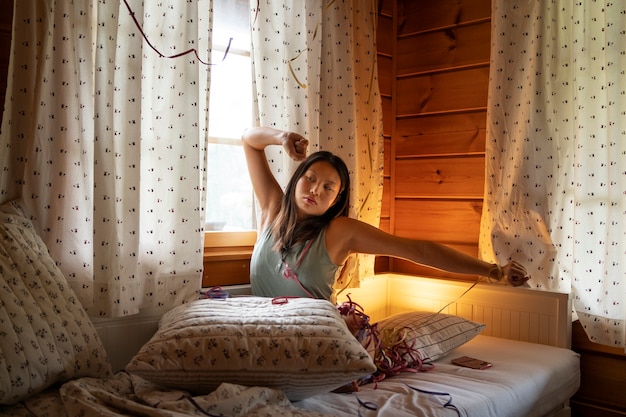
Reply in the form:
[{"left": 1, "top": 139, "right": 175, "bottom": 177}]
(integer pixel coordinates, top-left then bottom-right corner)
[{"left": 250, "top": 227, "right": 340, "bottom": 301}]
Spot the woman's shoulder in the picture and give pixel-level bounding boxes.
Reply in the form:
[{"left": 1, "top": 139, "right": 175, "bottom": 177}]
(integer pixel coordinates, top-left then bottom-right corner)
[
  {"left": 327, "top": 216, "right": 367, "bottom": 231},
  {"left": 326, "top": 216, "right": 382, "bottom": 245},
  {"left": 326, "top": 216, "right": 352, "bottom": 234},
  {"left": 325, "top": 216, "right": 392, "bottom": 260},
  {"left": 323, "top": 217, "right": 364, "bottom": 263}
]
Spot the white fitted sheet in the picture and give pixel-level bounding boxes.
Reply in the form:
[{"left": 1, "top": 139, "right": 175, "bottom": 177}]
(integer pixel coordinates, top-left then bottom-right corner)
[{"left": 296, "top": 335, "right": 581, "bottom": 417}]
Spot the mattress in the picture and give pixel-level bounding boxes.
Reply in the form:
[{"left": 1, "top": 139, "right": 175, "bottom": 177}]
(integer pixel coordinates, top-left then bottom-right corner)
[{"left": 295, "top": 335, "right": 581, "bottom": 417}]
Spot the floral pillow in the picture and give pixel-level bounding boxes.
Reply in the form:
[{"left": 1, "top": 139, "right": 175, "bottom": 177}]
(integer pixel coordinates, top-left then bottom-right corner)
[
  {"left": 374, "top": 311, "right": 486, "bottom": 363},
  {"left": 0, "top": 200, "right": 112, "bottom": 405},
  {"left": 125, "top": 297, "right": 377, "bottom": 401}
]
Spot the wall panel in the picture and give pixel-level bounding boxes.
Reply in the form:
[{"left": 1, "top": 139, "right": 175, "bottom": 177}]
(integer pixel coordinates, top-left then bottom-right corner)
[
  {"left": 387, "top": 0, "right": 491, "bottom": 278},
  {"left": 396, "top": 111, "right": 486, "bottom": 156},
  {"left": 395, "top": 155, "right": 484, "bottom": 198},
  {"left": 394, "top": 199, "right": 482, "bottom": 244},
  {"left": 377, "top": 15, "right": 394, "bottom": 57},
  {"left": 397, "top": 21, "right": 491, "bottom": 75},
  {"left": 398, "top": 0, "right": 491, "bottom": 36},
  {"left": 396, "top": 67, "right": 489, "bottom": 115},
  {"left": 377, "top": 55, "right": 393, "bottom": 96}
]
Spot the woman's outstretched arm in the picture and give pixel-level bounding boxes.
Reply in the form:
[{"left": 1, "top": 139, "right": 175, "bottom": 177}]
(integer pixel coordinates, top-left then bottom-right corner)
[
  {"left": 241, "top": 127, "right": 308, "bottom": 230},
  {"left": 326, "top": 216, "right": 529, "bottom": 286}
]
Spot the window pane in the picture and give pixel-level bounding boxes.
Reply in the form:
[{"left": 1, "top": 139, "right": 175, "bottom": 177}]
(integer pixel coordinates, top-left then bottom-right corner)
[
  {"left": 212, "top": 0, "right": 250, "bottom": 51},
  {"left": 205, "top": 143, "right": 253, "bottom": 231},
  {"left": 205, "top": 0, "right": 254, "bottom": 232},
  {"left": 208, "top": 53, "right": 251, "bottom": 139}
]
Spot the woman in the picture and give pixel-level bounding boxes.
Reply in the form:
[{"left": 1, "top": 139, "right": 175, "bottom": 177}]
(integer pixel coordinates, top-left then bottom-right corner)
[{"left": 243, "top": 126, "right": 529, "bottom": 302}]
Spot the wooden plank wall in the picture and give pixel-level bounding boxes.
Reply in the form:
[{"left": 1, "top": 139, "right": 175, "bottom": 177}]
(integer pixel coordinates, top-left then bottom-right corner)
[
  {"left": 374, "top": 0, "right": 393, "bottom": 272},
  {"left": 376, "top": 0, "right": 490, "bottom": 280},
  {"left": 381, "top": 2, "right": 626, "bottom": 416}
]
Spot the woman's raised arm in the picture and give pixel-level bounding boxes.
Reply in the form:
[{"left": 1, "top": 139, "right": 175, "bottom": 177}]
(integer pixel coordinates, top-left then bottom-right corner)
[{"left": 241, "top": 127, "right": 308, "bottom": 230}]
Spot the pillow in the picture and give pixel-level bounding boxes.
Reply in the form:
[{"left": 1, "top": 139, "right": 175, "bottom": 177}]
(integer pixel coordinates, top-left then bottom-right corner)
[
  {"left": 0, "top": 200, "right": 112, "bottom": 405},
  {"left": 125, "top": 297, "right": 376, "bottom": 401},
  {"left": 375, "top": 311, "right": 485, "bottom": 363}
]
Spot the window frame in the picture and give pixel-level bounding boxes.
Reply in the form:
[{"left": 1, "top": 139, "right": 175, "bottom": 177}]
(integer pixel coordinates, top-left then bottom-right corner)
[
  {"left": 203, "top": 229, "right": 257, "bottom": 248},
  {"left": 202, "top": 0, "right": 255, "bottom": 260}
]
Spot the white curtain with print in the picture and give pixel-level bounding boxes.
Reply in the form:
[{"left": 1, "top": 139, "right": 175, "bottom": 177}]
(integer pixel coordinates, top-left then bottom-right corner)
[
  {"left": 480, "top": 0, "right": 626, "bottom": 348},
  {"left": 0, "top": 0, "right": 210, "bottom": 317},
  {"left": 249, "top": 0, "right": 385, "bottom": 290}
]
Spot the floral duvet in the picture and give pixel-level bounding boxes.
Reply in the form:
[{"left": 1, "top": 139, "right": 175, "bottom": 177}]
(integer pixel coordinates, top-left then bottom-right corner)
[{"left": 0, "top": 372, "right": 331, "bottom": 417}]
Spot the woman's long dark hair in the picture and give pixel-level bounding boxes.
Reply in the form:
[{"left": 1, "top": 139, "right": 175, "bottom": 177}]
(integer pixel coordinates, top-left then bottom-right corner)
[{"left": 270, "top": 151, "right": 351, "bottom": 256}]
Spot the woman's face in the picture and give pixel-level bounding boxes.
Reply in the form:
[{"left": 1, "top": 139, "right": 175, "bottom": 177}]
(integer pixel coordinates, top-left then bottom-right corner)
[{"left": 294, "top": 161, "right": 342, "bottom": 219}]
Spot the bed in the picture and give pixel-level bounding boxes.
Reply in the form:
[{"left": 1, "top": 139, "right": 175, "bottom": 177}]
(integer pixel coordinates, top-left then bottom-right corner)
[
  {"left": 296, "top": 274, "right": 580, "bottom": 417},
  {"left": 0, "top": 200, "right": 580, "bottom": 417}
]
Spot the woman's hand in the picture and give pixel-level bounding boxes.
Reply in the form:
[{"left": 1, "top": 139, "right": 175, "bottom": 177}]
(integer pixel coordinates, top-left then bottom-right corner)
[
  {"left": 281, "top": 131, "right": 308, "bottom": 161},
  {"left": 502, "top": 260, "right": 529, "bottom": 286}
]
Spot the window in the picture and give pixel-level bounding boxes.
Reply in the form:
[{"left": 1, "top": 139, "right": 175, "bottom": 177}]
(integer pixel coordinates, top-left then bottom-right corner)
[{"left": 205, "top": 0, "right": 255, "bottom": 233}]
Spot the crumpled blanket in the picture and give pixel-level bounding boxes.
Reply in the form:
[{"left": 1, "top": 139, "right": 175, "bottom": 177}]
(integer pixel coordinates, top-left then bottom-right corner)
[{"left": 0, "top": 372, "right": 333, "bottom": 417}]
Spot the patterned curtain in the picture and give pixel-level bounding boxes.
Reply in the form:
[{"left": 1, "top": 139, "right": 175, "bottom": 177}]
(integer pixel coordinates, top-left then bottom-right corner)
[
  {"left": 480, "top": 0, "right": 626, "bottom": 348},
  {"left": 0, "top": 0, "right": 211, "bottom": 317},
  {"left": 249, "top": 0, "right": 385, "bottom": 291}
]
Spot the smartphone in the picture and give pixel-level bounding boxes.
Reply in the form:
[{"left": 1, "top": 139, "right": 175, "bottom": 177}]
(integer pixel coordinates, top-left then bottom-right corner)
[{"left": 451, "top": 355, "right": 492, "bottom": 370}]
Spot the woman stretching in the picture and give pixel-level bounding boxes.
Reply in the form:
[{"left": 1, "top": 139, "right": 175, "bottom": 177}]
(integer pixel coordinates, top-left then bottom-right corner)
[{"left": 242, "top": 126, "right": 529, "bottom": 302}]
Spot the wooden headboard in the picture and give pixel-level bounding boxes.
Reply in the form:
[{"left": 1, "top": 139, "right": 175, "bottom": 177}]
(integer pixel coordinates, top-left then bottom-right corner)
[{"left": 337, "top": 273, "right": 572, "bottom": 349}]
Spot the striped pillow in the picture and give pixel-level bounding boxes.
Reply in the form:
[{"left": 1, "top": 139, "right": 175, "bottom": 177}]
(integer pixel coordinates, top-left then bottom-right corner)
[{"left": 375, "top": 311, "right": 485, "bottom": 363}]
